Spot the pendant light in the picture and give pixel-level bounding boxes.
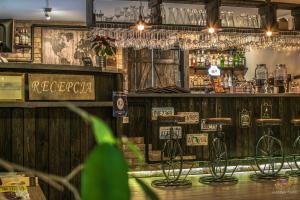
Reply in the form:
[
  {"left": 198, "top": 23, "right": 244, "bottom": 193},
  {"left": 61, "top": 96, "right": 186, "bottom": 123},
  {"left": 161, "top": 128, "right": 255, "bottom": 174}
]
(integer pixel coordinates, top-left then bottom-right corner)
[{"left": 44, "top": 0, "right": 52, "bottom": 20}]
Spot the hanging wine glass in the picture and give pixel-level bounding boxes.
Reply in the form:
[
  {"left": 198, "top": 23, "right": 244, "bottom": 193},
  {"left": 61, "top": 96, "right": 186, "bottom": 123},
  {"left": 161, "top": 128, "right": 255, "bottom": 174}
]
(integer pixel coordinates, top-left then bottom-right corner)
[{"left": 168, "top": 7, "right": 176, "bottom": 24}]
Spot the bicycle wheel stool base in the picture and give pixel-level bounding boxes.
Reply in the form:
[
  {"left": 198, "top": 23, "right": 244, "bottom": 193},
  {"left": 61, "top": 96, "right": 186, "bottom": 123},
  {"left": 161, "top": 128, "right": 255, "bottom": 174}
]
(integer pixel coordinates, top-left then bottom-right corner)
[
  {"left": 151, "top": 179, "right": 192, "bottom": 189},
  {"left": 250, "top": 173, "right": 288, "bottom": 182},
  {"left": 286, "top": 170, "right": 300, "bottom": 177},
  {"left": 199, "top": 175, "right": 238, "bottom": 185}
]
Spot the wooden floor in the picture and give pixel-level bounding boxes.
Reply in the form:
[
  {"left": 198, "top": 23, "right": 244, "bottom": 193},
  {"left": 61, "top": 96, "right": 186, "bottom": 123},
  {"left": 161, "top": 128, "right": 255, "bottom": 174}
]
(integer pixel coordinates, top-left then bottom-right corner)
[{"left": 130, "top": 172, "right": 300, "bottom": 200}]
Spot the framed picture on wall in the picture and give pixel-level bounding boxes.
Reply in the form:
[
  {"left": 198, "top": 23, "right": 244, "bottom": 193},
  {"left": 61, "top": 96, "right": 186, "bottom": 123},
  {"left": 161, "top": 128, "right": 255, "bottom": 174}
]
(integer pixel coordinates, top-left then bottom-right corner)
[{"left": 0, "top": 73, "right": 25, "bottom": 102}]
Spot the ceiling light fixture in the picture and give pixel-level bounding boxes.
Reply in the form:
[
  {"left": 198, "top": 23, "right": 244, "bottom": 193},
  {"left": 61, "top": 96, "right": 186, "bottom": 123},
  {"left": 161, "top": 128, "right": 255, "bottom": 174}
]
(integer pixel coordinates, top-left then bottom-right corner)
[
  {"left": 266, "top": 30, "right": 273, "bottom": 37},
  {"left": 44, "top": 0, "right": 52, "bottom": 20},
  {"left": 130, "top": 0, "right": 151, "bottom": 31}
]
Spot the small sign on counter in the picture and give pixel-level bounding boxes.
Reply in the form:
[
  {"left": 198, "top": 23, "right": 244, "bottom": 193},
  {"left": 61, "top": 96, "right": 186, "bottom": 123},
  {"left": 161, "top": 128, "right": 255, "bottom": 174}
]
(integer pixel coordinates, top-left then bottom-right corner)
[
  {"left": 186, "top": 133, "right": 208, "bottom": 146},
  {"left": 159, "top": 126, "right": 182, "bottom": 140},
  {"left": 28, "top": 73, "right": 95, "bottom": 100},
  {"left": 151, "top": 107, "right": 174, "bottom": 120},
  {"left": 201, "top": 119, "right": 217, "bottom": 131}
]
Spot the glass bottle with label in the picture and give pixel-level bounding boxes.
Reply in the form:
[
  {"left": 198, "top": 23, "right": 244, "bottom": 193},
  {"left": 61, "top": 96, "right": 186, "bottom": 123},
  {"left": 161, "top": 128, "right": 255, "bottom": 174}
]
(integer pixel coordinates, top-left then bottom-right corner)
[
  {"left": 205, "top": 51, "right": 211, "bottom": 68},
  {"left": 255, "top": 64, "right": 268, "bottom": 93},
  {"left": 200, "top": 50, "right": 206, "bottom": 68},
  {"left": 228, "top": 51, "right": 234, "bottom": 68},
  {"left": 224, "top": 54, "right": 229, "bottom": 68},
  {"left": 15, "top": 28, "right": 20, "bottom": 45},
  {"left": 220, "top": 53, "right": 225, "bottom": 68}
]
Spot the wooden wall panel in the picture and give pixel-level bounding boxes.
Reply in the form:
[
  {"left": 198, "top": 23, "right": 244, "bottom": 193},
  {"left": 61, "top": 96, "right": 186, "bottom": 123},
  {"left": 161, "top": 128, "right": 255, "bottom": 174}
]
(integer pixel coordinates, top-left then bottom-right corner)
[{"left": 128, "top": 96, "right": 300, "bottom": 161}]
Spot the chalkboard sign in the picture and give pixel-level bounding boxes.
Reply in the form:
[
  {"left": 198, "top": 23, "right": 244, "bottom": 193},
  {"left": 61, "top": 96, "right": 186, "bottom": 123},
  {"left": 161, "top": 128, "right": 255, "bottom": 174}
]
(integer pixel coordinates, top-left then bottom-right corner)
[{"left": 113, "top": 92, "right": 128, "bottom": 117}]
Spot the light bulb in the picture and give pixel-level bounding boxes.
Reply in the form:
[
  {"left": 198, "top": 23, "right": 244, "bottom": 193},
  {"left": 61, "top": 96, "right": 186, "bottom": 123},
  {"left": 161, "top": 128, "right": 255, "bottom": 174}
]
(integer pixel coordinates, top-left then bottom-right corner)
[
  {"left": 137, "top": 23, "right": 145, "bottom": 31},
  {"left": 45, "top": 14, "right": 51, "bottom": 20},
  {"left": 266, "top": 31, "right": 272, "bottom": 37},
  {"left": 208, "top": 27, "right": 215, "bottom": 34}
]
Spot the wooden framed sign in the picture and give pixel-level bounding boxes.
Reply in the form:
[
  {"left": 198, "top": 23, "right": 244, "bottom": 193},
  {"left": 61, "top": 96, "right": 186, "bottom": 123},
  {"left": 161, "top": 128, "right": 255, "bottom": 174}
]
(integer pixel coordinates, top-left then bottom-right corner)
[
  {"left": 239, "top": 109, "right": 252, "bottom": 128},
  {"left": 0, "top": 73, "right": 25, "bottom": 102},
  {"left": 151, "top": 107, "right": 174, "bottom": 120},
  {"left": 200, "top": 119, "right": 217, "bottom": 131},
  {"left": 28, "top": 74, "right": 95, "bottom": 100},
  {"left": 159, "top": 126, "right": 182, "bottom": 140},
  {"left": 186, "top": 133, "right": 208, "bottom": 146},
  {"left": 177, "top": 112, "right": 199, "bottom": 124},
  {"left": 261, "top": 102, "right": 272, "bottom": 119}
]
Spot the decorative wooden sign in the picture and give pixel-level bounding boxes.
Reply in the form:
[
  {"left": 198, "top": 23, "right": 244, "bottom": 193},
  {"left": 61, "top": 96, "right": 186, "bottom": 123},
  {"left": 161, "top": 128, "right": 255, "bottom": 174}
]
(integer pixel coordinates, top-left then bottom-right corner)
[
  {"left": 201, "top": 119, "right": 217, "bottom": 131},
  {"left": 122, "top": 116, "right": 129, "bottom": 124},
  {"left": 177, "top": 112, "right": 199, "bottom": 124},
  {"left": 0, "top": 73, "right": 24, "bottom": 102},
  {"left": 187, "top": 133, "right": 208, "bottom": 146},
  {"left": 151, "top": 107, "right": 174, "bottom": 120},
  {"left": 239, "top": 109, "right": 252, "bottom": 128},
  {"left": 159, "top": 126, "right": 182, "bottom": 140},
  {"left": 28, "top": 74, "right": 95, "bottom": 100}
]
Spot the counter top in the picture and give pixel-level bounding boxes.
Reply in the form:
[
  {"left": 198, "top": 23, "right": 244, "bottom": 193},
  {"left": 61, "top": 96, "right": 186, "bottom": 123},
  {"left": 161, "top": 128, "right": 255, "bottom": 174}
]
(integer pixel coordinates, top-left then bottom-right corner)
[
  {"left": 0, "top": 63, "right": 121, "bottom": 74},
  {"left": 128, "top": 93, "right": 300, "bottom": 98}
]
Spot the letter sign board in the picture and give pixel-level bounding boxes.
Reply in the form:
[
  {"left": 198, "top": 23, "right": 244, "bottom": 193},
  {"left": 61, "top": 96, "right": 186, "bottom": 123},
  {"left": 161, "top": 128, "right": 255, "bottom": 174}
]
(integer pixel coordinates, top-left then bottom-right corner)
[{"left": 28, "top": 74, "right": 95, "bottom": 100}]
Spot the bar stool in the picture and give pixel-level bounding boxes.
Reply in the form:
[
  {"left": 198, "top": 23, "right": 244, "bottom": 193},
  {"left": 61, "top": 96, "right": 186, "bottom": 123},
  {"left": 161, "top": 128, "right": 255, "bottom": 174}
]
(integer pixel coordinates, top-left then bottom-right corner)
[
  {"left": 200, "top": 117, "right": 238, "bottom": 184},
  {"left": 151, "top": 115, "right": 192, "bottom": 188},
  {"left": 288, "top": 118, "right": 300, "bottom": 176},
  {"left": 253, "top": 117, "right": 285, "bottom": 180}
]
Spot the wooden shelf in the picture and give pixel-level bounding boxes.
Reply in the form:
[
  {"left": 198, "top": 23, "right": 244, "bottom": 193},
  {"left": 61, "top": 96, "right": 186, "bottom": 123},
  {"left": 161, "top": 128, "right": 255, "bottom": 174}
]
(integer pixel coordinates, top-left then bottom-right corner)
[
  {"left": 189, "top": 66, "right": 247, "bottom": 71},
  {"left": 14, "top": 44, "right": 32, "bottom": 49},
  {"left": 0, "top": 101, "right": 113, "bottom": 108}
]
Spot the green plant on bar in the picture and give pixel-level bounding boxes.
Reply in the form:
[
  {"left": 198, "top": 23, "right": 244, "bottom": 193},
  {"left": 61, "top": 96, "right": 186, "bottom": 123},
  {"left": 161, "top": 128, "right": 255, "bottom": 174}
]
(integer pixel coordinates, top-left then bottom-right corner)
[{"left": 67, "top": 104, "right": 159, "bottom": 200}]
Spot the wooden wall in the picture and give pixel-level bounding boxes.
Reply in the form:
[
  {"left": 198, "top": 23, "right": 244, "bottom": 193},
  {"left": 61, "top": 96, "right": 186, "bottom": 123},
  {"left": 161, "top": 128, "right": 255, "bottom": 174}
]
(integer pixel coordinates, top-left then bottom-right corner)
[
  {"left": 0, "top": 64, "right": 122, "bottom": 200},
  {"left": 126, "top": 96, "right": 300, "bottom": 162},
  {"left": 0, "top": 107, "right": 114, "bottom": 200}
]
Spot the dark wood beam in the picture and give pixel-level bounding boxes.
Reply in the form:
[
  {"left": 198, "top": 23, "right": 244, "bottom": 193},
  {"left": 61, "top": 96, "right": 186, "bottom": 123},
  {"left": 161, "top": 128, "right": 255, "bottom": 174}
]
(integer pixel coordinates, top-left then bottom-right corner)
[
  {"left": 292, "top": 8, "right": 300, "bottom": 30},
  {"left": 259, "top": 2, "right": 278, "bottom": 31},
  {"left": 86, "top": 0, "right": 95, "bottom": 27},
  {"left": 149, "top": 0, "right": 163, "bottom": 24},
  {"left": 205, "top": 0, "right": 221, "bottom": 28}
]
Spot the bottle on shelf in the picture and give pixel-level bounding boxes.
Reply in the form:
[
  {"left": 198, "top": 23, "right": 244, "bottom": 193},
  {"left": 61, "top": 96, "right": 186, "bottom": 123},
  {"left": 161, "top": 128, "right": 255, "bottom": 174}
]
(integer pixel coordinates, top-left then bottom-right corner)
[
  {"left": 15, "top": 28, "right": 20, "bottom": 45},
  {"left": 224, "top": 53, "right": 229, "bottom": 68},
  {"left": 239, "top": 51, "right": 246, "bottom": 67},
  {"left": 228, "top": 51, "right": 233, "bottom": 68},
  {"left": 199, "top": 50, "right": 206, "bottom": 68},
  {"left": 24, "top": 29, "right": 29, "bottom": 46},
  {"left": 205, "top": 51, "right": 210, "bottom": 68},
  {"left": 220, "top": 53, "right": 225, "bottom": 68}
]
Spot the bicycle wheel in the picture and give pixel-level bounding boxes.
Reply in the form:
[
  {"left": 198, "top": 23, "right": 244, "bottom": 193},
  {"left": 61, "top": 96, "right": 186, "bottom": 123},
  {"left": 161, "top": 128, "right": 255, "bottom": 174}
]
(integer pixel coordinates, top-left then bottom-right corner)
[
  {"left": 255, "top": 135, "right": 284, "bottom": 175},
  {"left": 209, "top": 137, "right": 228, "bottom": 179},
  {"left": 161, "top": 140, "right": 183, "bottom": 181},
  {"left": 293, "top": 136, "right": 300, "bottom": 169}
]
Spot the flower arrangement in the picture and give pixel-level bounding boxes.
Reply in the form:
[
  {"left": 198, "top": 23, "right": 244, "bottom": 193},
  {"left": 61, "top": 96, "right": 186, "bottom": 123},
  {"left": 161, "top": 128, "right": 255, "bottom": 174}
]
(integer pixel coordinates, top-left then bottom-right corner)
[{"left": 91, "top": 35, "right": 116, "bottom": 57}]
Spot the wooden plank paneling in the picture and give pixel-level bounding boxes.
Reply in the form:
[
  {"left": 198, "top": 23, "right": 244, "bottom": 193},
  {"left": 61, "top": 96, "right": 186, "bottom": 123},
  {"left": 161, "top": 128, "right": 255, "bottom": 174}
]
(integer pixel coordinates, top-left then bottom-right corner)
[
  {"left": 0, "top": 108, "right": 12, "bottom": 170},
  {"left": 24, "top": 109, "right": 36, "bottom": 169},
  {"left": 11, "top": 108, "right": 24, "bottom": 166}
]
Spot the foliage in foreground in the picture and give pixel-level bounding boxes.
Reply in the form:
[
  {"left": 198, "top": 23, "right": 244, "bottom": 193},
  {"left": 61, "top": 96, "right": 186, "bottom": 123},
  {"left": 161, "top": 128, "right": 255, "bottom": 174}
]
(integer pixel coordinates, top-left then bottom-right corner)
[{"left": 68, "top": 104, "right": 159, "bottom": 200}]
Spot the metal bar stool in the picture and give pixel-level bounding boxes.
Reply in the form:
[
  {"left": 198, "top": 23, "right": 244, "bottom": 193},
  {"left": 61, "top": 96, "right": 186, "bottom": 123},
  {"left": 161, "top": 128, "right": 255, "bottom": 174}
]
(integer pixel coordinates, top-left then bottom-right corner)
[
  {"left": 287, "top": 118, "right": 300, "bottom": 176},
  {"left": 200, "top": 117, "right": 238, "bottom": 184},
  {"left": 252, "top": 117, "right": 285, "bottom": 180},
  {"left": 151, "top": 115, "right": 192, "bottom": 189}
]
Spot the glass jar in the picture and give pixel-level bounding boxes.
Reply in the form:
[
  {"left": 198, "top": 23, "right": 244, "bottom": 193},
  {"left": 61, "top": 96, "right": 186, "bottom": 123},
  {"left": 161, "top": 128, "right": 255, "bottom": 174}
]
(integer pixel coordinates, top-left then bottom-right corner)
[
  {"left": 274, "top": 64, "right": 287, "bottom": 93},
  {"left": 255, "top": 64, "right": 268, "bottom": 86}
]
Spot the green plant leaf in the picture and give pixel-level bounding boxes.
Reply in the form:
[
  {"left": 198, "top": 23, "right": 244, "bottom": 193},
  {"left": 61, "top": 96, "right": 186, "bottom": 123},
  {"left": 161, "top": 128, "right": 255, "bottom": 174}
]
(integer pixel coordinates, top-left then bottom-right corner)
[
  {"left": 90, "top": 116, "right": 116, "bottom": 145},
  {"left": 82, "top": 144, "right": 130, "bottom": 200},
  {"left": 135, "top": 178, "right": 159, "bottom": 200}
]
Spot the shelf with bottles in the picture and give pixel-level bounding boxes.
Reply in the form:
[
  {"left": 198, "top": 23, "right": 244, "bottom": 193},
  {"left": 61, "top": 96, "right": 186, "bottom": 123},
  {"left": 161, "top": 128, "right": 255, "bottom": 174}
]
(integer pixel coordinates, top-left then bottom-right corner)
[
  {"left": 14, "top": 27, "right": 31, "bottom": 49},
  {"left": 188, "top": 49, "right": 247, "bottom": 73}
]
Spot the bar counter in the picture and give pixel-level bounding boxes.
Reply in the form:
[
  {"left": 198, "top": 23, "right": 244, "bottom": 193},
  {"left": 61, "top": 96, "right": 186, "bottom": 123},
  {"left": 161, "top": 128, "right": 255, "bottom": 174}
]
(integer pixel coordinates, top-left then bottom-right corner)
[{"left": 126, "top": 92, "right": 300, "bottom": 163}]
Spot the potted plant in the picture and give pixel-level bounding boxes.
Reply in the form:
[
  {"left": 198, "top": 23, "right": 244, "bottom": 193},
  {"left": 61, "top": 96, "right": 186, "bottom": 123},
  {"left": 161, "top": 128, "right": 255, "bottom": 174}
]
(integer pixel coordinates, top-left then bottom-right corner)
[{"left": 91, "top": 35, "right": 116, "bottom": 70}]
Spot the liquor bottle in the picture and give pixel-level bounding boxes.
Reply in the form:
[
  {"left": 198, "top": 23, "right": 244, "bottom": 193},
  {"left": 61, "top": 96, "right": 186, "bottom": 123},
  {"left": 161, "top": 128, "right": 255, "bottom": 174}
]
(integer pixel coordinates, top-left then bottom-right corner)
[
  {"left": 200, "top": 50, "right": 206, "bottom": 68},
  {"left": 220, "top": 54, "right": 225, "bottom": 68},
  {"left": 224, "top": 73, "right": 229, "bottom": 89},
  {"left": 240, "top": 52, "right": 246, "bottom": 68},
  {"left": 19, "top": 28, "right": 24, "bottom": 45},
  {"left": 229, "top": 51, "right": 233, "bottom": 68},
  {"left": 234, "top": 51, "right": 240, "bottom": 67},
  {"left": 190, "top": 52, "right": 197, "bottom": 67},
  {"left": 196, "top": 50, "right": 201, "bottom": 67},
  {"left": 205, "top": 51, "right": 210, "bottom": 68},
  {"left": 24, "top": 29, "right": 29, "bottom": 46},
  {"left": 224, "top": 53, "right": 229, "bottom": 68},
  {"left": 216, "top": 53, "right": 221, "bottom": 67},
  {"left": 15, "top": 28, "right": 20, "bottom": 45}
]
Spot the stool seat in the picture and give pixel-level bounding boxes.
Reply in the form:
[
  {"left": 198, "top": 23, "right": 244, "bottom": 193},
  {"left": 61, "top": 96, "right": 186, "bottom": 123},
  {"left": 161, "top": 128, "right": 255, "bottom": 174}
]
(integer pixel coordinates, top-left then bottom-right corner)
[
  {"left": 158, "top": 115, "right": 185, "bottom": 123},
  {"left": 291, "top": 119, "right": 300, "bottom": 125},
  {"left": 206, "top": 118, "right": 232, "bottom": 125},
  {"left": 256, "top": 118, "right": 282, "bottom": 126}
]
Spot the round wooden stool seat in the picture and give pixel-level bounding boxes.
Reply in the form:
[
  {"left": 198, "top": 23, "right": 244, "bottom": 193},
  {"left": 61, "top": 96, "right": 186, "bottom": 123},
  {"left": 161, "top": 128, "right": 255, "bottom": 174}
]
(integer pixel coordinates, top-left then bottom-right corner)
[
  {"left": 158, "top": 115, "right": 185, "bottom": 123},
  {"left": 206, "top": 118, "right": 232, "bottom": 125},
  {"left": 291, "top": 119, "right": 300, "bottom": 126},
  {"left": 256, "top": 118, "right": 282, "bottom": 126}
]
